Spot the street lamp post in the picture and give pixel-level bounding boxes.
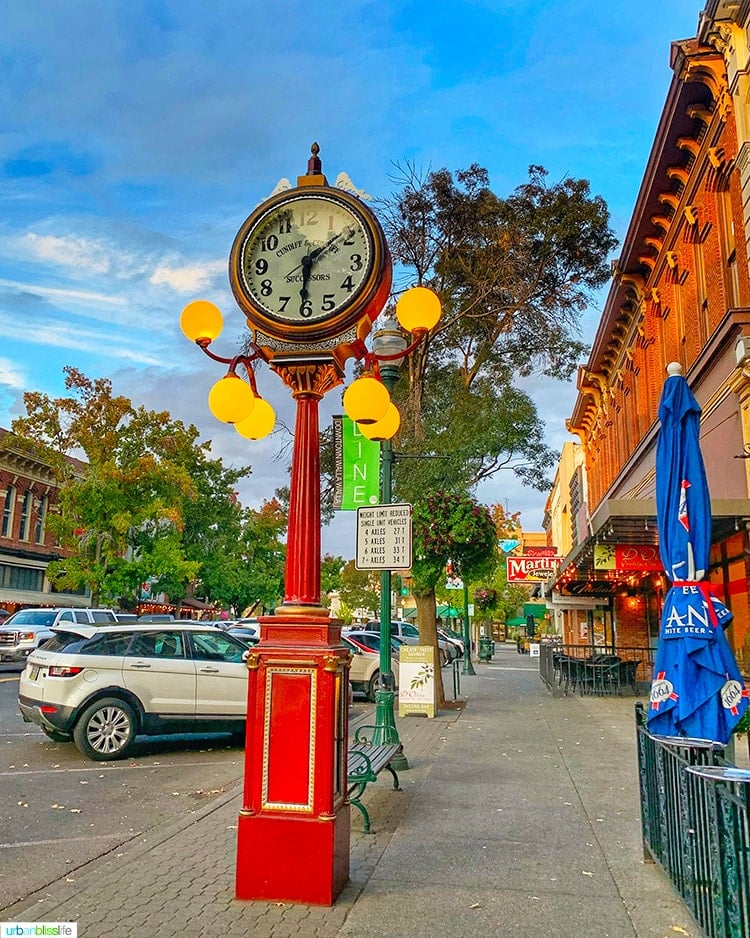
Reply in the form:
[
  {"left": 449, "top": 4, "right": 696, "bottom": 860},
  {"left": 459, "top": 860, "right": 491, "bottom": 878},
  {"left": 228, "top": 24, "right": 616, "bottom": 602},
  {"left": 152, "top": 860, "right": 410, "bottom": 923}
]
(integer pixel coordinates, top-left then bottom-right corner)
[
  {"left": 369, "top": 328, "right": 408, "bottom": 762},
  {"left": 462, "top": 579, "right": 476, "bottom": 675}
]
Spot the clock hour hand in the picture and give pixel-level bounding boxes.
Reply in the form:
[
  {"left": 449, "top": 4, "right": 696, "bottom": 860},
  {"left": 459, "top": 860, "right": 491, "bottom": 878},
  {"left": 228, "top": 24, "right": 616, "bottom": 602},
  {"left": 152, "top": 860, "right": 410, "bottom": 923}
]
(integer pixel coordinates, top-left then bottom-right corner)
[{"left": 299, "top": 253, "right": 313, "bottom": 315}]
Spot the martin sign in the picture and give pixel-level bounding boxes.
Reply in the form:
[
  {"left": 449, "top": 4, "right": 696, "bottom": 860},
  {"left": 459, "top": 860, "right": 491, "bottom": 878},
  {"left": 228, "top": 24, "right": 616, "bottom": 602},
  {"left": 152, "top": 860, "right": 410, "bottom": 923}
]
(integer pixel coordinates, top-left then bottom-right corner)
[{"left": 507, "top": 554, "right": 563, "bottom": 582}]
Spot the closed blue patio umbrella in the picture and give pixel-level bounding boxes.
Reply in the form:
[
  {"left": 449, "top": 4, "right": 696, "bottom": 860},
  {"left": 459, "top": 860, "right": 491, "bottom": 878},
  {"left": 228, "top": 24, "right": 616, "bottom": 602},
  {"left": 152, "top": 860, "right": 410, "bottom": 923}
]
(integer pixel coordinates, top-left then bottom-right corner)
[{"left": 647, "top": 363, "right": 748, "bottom": 744}]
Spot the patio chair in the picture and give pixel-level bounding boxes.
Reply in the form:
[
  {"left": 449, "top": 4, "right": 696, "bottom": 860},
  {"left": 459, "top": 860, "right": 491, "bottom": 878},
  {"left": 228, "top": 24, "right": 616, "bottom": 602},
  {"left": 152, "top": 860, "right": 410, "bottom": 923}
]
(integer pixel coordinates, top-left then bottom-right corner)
[
  {"left": 617, "top": 660, "right": 641, "bottom": 693},
  {"left": 568, "top": 658, "right": 595, "bottom": 695}
]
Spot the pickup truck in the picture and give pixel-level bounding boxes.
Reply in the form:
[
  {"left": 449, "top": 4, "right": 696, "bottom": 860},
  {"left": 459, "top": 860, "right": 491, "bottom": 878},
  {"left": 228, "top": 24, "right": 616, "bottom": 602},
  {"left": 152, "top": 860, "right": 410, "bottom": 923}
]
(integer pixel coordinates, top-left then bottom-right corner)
[{"left": 0, "top": 607, "right": 118, "bottom": 661}]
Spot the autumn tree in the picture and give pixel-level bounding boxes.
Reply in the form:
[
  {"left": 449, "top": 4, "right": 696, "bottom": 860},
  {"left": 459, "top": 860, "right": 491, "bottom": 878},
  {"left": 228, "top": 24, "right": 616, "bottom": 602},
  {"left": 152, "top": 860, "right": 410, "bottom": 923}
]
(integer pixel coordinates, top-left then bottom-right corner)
[{"left": 10, "top": 367, "right": 252, "bottom": 608}]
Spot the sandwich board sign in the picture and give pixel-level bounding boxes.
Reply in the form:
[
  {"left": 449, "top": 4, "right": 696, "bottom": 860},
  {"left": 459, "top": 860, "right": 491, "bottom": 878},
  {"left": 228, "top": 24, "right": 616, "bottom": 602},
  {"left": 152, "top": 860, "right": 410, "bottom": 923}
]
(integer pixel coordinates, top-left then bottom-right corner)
[{"left": 398, "top": 645, "right": 436, "bottom": 718}]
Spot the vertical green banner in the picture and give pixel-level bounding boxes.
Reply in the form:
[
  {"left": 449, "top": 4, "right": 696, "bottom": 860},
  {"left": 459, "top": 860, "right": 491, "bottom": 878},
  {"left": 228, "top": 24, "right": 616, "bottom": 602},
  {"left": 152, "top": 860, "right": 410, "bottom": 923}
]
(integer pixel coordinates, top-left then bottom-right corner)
[{"left": 332, "top": 415, "right": 380, "bottom": 510}]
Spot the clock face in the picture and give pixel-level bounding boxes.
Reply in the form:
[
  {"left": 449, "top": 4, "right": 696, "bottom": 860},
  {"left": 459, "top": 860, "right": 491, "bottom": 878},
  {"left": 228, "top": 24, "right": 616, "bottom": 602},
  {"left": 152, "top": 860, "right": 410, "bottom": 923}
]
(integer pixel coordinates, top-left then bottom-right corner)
[{"left": 234, "top": 191, "right": 376, "bottom": 327}]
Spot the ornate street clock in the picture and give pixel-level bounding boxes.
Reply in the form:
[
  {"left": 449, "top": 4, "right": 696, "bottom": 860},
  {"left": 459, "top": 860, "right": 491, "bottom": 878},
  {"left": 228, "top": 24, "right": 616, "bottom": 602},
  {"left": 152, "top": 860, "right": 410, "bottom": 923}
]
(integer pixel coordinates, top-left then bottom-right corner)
[{"left": 229, "top": 148, "right": 392, "bottom": 364}]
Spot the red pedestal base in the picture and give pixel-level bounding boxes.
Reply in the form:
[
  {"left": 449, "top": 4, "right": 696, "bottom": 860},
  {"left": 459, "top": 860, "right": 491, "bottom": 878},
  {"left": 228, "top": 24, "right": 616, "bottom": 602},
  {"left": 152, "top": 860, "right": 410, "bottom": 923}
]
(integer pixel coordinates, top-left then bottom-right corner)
[
  {"left": 236, "top": 808, "right": 350, "bottom": 904},
  {"left": 235, "top": 615, "right": 351, "bottom": 905}
]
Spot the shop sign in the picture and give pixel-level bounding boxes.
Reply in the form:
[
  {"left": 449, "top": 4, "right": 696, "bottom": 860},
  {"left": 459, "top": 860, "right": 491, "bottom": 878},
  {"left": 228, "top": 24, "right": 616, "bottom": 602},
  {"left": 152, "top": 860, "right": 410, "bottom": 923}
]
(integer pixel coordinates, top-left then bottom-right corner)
[
  {"left": 507, "top": 554, "right": 563, "bottom": 581},
  {"left": 398, "top": 645, "right": 436, "bottom": 718}
]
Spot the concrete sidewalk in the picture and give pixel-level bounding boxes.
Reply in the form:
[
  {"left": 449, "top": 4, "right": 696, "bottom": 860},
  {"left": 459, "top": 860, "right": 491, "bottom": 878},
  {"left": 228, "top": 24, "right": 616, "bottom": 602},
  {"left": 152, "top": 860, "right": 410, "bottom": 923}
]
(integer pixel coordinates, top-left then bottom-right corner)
[{"left": 2, "top": 644, "right": 697, "bottom": 937}]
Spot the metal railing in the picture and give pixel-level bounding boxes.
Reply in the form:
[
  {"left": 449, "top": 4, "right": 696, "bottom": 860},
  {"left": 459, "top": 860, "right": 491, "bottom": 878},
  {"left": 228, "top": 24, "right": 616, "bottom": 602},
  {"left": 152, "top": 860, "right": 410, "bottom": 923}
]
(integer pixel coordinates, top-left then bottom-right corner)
[
  {"left": 539, "top": 642, "right": 653, "bottom": 697},
  {"left": 636, "top": 702, "right": 750, "bottom": 938}
]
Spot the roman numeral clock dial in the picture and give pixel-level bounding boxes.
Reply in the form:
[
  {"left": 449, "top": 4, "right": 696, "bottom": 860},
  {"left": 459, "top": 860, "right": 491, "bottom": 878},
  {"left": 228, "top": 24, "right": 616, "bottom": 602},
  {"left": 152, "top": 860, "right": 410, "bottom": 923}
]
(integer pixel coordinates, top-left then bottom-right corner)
[{"left": 229, "top": 187, "right": 390, "bottom": 348}]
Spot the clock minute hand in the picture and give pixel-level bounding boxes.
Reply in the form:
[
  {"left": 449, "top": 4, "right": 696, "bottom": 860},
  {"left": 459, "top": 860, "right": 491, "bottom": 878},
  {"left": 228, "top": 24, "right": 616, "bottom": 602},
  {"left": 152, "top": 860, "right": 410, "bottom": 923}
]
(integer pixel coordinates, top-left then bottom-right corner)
[
  {"left": 307, "top": 233, "right": 340, "bottom": 264},
  {"left": 309, "top": 227, "right": 354, "bottom": 263},
  {"left": 286, "top": 229, "right": 348, "bottom": 278}
]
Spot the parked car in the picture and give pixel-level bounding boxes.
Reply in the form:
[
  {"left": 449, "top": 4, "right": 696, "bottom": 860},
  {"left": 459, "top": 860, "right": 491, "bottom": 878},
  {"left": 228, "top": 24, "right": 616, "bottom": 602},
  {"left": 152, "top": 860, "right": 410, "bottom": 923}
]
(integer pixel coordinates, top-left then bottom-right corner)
[
  {"left": 342, "top": 634, "right": 399, "bottom": 702},
  {"left": 345, "top": 630, "right": 406, "bottom": 657},
  {"left": 196, "top": 618, "right": 237, "bottom": 630},
  {"left": 354, "top": 620, "right": 456, "bottom": 666},
  {"left": 18, "top": 621, "right": 251, "bottom": 760},
  {"left": 438, "top": 627, "right": 465, "bottom": 658},
  {"left": 226, "top": 625, "right": 260, "bottom": 646},
  {"left": 0, "top": 607, "right": 118, "bottom": 662}
]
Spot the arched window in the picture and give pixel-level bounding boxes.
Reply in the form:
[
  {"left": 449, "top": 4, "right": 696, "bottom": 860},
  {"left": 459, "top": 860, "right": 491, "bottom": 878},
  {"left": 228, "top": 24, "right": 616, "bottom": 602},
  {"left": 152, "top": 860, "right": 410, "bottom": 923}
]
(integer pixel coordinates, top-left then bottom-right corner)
[
  {"left": 19, "top": 490, "right": 32, "bottom": 541},
  {"left": 34, "top": 495, "right": 48, "bottom": 544},
  {"left": 1, "top": 484, "right": 15, "bottom": 538}
]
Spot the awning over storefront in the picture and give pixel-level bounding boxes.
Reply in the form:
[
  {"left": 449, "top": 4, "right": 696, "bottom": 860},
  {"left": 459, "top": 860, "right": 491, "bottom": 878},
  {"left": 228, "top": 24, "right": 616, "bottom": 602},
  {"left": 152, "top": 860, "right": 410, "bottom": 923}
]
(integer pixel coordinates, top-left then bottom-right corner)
[
  {"left": 0, "top": 590, "right": 91, "bottom": 608},
  {"left": 181, "top": 597, "right": 216, "bottom": 611},
  {"left": 557, "top": 497, "right": 750, "bottom": 584}
]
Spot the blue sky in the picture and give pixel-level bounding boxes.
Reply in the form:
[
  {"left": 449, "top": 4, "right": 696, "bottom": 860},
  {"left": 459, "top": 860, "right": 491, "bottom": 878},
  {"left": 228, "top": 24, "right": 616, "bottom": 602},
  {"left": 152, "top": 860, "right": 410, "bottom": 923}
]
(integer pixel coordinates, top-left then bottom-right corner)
[{"left": 0, "top": 0, "right": 701, "bottom": 556}]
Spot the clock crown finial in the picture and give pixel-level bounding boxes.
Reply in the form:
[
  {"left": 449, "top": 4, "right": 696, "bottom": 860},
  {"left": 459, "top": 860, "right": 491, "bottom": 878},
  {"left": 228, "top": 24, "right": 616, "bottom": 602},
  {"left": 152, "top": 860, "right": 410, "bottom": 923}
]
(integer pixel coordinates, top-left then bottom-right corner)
[
  {"left": 298, "top": 141, "right": 327, "bottom": 187},
  {"left": 307, "top": 142, "right": 322, "bottom": 174}
]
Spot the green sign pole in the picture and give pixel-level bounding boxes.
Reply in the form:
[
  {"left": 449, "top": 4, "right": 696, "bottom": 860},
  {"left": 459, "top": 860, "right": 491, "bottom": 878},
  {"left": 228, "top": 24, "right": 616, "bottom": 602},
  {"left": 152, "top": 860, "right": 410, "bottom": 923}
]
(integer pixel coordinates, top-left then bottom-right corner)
[
  {"left": 462, "top": 580, "right": 476, "bottom": 675},
  {"left": 371, "top": 363, "right": 408, "bottom": 769}
]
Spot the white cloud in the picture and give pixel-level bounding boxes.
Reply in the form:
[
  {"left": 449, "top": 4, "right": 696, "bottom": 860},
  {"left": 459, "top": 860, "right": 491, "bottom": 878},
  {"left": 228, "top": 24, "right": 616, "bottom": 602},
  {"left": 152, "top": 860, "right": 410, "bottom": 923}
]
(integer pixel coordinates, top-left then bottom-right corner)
[
  {"left": 20, "top": 232, "right": 113, "bottom": 275},
  {"left": 0, "top": 358, "right": 27, "bottom": 391},
  {"left": 150, "top": 260, "right": 226, "bottom": 294},
  {"left": 0, "top": 277, "right": 126, "bottom": 307},
  {"left": 0, "top": 311, "right": 165, "bottom": 367}
]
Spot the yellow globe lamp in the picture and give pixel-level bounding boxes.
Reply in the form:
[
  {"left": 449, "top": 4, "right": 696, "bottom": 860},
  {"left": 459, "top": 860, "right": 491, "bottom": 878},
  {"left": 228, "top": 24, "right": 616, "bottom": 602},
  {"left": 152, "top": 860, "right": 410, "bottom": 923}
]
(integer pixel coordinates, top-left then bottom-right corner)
[
  {"left": 180, "top": 300, "right": 224, "bottom": 343},
  {"left": 235, "top": 398, "right": 276, "bottom": 440},
  {"left": 396, "top": 286, "right": 441, "bottom": 334},
  {"left": 343, "top": 375, "right": 390, "bottom": 425},
  {"left": 359, "top": 403, "right": 400, "bottom": 441},
  {"left": 208, "top": 375, "right": 255, "bottom": 424}
]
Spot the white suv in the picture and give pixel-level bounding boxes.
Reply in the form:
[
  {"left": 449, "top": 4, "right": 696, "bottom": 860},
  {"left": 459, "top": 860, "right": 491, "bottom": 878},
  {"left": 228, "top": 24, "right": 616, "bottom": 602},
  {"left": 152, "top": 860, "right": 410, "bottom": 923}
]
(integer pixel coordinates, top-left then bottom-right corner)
[
  {"left": 18, "top": 622, "right": 250, "bottom": 761},
  {"left": 0, "top": 607, "right": 118, "bottom": 662}
]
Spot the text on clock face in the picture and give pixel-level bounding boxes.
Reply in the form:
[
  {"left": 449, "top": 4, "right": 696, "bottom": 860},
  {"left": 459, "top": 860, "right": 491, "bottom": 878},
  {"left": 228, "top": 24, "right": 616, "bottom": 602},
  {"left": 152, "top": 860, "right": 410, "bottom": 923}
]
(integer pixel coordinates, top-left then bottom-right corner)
[{"left": 242, "top": 206, "right": 372, "bottom": 318}]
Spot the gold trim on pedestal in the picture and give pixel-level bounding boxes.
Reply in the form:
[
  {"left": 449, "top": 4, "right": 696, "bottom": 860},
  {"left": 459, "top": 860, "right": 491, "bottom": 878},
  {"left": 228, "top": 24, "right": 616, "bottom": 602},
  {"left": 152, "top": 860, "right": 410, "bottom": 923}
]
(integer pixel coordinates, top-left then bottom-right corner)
[
  {"left": 271, "top": 359, "right": 343, "bottom": 400},
  {"left": 261, "top": 666, "right": 317, "bottom": 813},
  {"left": 274, "top": 601, "right": 331, "bottom": 618}
]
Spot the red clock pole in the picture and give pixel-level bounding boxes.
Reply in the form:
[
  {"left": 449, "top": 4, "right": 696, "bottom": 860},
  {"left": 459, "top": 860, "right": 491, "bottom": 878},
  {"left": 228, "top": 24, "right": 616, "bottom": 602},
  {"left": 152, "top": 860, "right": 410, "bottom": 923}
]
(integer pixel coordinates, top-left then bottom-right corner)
[
  {"left": 181, "top": 146, "right": 402, "bottom": 907},
  {"left": 236, "top": 359, "right": 352, "bottom": 906}
]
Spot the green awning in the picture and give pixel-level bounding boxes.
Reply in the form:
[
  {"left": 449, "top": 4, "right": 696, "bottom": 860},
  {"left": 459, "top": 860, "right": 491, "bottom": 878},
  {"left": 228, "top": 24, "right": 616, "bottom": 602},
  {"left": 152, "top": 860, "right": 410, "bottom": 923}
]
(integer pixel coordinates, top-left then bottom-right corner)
[{"left": 506, "top": 616, "right": 526, "bottom": 627}]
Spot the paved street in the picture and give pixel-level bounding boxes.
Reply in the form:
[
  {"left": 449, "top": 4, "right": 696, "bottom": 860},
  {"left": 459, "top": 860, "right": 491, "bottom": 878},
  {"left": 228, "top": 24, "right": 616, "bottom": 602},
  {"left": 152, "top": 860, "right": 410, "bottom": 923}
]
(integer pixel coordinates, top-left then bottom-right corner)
[
  {"left": 1, "top": 644, "right": 697, "bottom": 937},
  {"left": 0, "top": 666, "right": 247, "bottom": 906}
]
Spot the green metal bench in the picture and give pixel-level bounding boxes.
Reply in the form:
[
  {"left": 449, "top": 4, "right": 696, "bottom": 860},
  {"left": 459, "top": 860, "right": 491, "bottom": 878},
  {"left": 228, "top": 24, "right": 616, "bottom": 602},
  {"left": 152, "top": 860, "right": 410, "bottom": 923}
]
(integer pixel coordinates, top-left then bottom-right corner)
[{"left": 347, "top": 723, "right": 402, "bottom": 833}]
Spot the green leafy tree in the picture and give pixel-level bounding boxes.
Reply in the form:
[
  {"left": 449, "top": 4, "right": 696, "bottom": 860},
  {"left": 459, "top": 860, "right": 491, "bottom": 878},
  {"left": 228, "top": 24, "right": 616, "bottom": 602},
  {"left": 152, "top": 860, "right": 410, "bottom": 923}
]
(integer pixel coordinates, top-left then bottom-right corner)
[
  {"left": 338, "top": 560, "right": 380, "bottom": 620},
  {"left": 411, "top": 491, "right": 497, "bottom": 706},
  {"left": 238, "top": 499, "right": 287, "bottom": 613},
  {"left": 381, "top": 162, "right": 616, "bottom": 495},
  {"left": 321, "top": 553, "right": 346, "bottom": 608}
]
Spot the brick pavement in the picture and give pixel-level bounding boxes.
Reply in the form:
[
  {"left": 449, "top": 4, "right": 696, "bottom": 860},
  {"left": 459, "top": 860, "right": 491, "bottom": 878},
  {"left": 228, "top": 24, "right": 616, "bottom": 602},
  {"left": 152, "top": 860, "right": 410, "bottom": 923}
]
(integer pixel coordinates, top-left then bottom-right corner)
[{"left": 2, "top": 646, "right": 698, "bottom": 938}]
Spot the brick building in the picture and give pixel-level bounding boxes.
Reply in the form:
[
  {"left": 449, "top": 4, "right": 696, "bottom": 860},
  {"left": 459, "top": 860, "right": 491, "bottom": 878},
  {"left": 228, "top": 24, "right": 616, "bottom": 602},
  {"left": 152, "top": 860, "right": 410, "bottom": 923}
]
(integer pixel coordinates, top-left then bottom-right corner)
[
  {"left": 0, "top": 428, "right": 89, "bottom": 611},
  {"left": 549, "top": 5, "right": 750, "bottom": 674}
]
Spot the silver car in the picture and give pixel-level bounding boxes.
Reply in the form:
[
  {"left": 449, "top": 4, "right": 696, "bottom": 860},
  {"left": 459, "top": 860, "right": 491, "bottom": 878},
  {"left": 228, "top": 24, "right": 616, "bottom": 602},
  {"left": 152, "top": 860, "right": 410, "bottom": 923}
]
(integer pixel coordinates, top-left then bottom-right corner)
[{"left": 18, "top": 622, "right": 250, "bottom": 760}]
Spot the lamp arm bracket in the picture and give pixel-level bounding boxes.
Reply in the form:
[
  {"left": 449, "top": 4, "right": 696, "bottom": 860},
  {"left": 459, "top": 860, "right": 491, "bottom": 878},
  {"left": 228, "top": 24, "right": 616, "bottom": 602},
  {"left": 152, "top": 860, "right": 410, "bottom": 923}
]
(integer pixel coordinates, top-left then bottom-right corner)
[{"left": 392, "top": 453, "right": 451, "bottom": 460}]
